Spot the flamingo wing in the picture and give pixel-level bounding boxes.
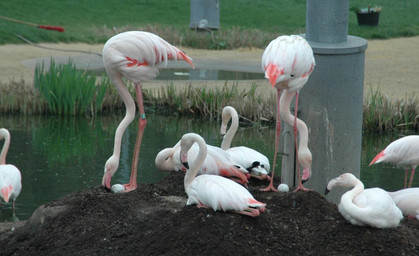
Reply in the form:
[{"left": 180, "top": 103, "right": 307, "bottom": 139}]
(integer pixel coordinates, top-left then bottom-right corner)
[
  {"left": 186, "top": 174, "right": 264, "bottom": 212},
  {"left": 227, "top": 146, "right": 270, "bottom": 175},
  {"left": 0, "top": 164, "right": 22, "bottom": 203}
]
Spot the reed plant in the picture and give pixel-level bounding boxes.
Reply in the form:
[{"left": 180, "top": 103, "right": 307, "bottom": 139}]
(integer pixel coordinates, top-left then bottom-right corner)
[
  {"left": 34, "top": 59, "right": 109, "bottom": 116},
  {"left": 144, "top": 82, "right": 276, "bottom": 123},
  {"left": 363, "top": 87, "right": 419, "bottom": 132}
]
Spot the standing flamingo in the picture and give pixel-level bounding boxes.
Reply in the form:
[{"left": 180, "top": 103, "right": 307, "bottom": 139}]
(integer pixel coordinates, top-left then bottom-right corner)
[
  {"left": 155, "top": 138, "right": 249, "bottom": 186},
  {"left": 326, "top": 173, "right": 403, "bottom": 228},
  {"left": 261, "top": 35, "right": 315, "bottom": 191},
  {"left": 369, "top": 135, "right": 419, "bottom": 188},
  {"left": 101, "top": 31, "right": 194, "bottom": 192},
  {"left": 180, "top": 133, "right": 265, "bottom": 217},
  {"left": 388, "top": 187, "right": 419, "bottom": 220},
  {"left": 220, "top": 106, "right": 271, "bottom": 180},
  {"left": 0, "top": 128, "right": 22, "bottom": 211}
]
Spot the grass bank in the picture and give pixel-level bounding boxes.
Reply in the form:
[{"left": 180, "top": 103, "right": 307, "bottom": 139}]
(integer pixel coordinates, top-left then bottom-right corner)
[
  {"left": 0, "top": 1, "right": 419, "bottom": 49},
  {"left": 0, "top": 64, "right": 417, "bottom": 133}
]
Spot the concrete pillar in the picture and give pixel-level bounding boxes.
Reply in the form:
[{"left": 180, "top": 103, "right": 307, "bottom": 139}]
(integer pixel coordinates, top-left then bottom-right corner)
[{"left": 280, "top": 0, "right": 368, "bottom": 204}]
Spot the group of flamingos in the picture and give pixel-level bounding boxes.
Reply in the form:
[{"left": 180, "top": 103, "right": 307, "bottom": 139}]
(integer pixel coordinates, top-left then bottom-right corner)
[{"left": 1, "top": 31, "right": 419, "bottom": 226}]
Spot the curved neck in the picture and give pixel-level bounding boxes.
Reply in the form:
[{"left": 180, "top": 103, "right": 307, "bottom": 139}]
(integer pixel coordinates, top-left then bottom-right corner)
[
  {"left": 0, "top": 129, "right": 10, "bottom": 165},
  {"left": 279, "top": 90, "right": 309, "bottom": 153},
  {"left": 108, "top": 73, "right": 136, "bottom": 159},
  {"left": 184, "top": 135, "right": 207, "bottom": 190},
  {"left": 340, "top": 178, "right": 366, "bottom": 218},
  {"left": 220, "top": 107, "right": 239, "bottom": 150}
]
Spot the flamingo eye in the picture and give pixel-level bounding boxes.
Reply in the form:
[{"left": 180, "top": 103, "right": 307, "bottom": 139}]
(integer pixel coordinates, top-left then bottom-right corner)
[{"left": 290, "top": 74, "right": 295, "bottom": 77}]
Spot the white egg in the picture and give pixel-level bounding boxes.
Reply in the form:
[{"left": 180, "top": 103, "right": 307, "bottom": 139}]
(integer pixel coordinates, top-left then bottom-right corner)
[
  {"left": 277, "top": 183, "right": 289, "bottom": 193},
  {"left": 111, "top": 184, "right": 125, "bottom": 193}
]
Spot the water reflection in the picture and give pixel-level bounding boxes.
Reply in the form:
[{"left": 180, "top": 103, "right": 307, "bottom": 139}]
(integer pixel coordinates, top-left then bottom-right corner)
[{"left": 0, "top": 114, "right": 414, "bottom": 221}]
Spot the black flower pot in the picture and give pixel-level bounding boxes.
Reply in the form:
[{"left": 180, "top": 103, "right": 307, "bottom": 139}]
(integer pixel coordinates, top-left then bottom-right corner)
[{"left": 356, "top": 12, "right": 380, "bottom": 26}]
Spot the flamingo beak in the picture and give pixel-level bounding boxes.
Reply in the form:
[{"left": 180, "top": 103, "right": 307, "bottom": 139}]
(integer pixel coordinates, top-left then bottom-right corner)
[
  {"left": 301, "top": 166, "right": 311, "bottom": 183},
  {"left": 102, "top": 171, "right": 113, "bottom": 189}
]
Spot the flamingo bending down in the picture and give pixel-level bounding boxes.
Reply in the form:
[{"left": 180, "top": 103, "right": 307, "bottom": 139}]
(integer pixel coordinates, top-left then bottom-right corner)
[
  {"left": 180, "top": 133, "right": 265, "bottom": 217},
  {"left": 155, "top": 139, "right": 249, "bottom": 186},
  {"left": 0, "top": 128, "right": 22, "bottom": 211},
  {"left": 369, "top": 135, "right": 419, "bottom": 188},
  {"left": 261, "top": 35, "right": 315, "bottom": 191},
  {"left": 101, "top": 31, "right": 194, "bottom": 192},
  {"left": 220, "top": 106, "right": 271, "bottom": 180},
  {"left": 388, "top": 188, "right": 419, "bottom": 220},
  {"left": 279, "top": 90, "right": 312, "bottom": 190},
  {"left": 326, "top": 173, "right": 403, "bottom": 228}
]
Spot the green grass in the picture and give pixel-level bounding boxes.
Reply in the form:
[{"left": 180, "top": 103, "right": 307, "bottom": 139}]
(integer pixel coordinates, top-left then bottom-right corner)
[
  {"left": 0, "top": 0, "right": 418, "bottom": 48},
  {"left": 34, "top": 59, "right": 109, "bottom": 116}
]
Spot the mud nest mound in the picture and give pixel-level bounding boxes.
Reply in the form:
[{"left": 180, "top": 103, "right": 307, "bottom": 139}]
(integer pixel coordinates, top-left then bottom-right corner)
[{"left": 1, "top": 172, "right": 419, "bottom": 256}]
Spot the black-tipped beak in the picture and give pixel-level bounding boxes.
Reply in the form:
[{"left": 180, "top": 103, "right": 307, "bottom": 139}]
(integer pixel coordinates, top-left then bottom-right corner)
[
  {"left": 103, "top": 185, "right": 111, "bottom": 192},
  {"left": 302, "top": 179, "right": 308, "bottom": 184},
  {"left": 221, "top": 133, "right": 225, "bottom": 138},
  {"left": 182, "top": 161, "right": 189, "bottom": 169},
  {"left": 324, "top": 188, "right": 330, "bottom": 195}
]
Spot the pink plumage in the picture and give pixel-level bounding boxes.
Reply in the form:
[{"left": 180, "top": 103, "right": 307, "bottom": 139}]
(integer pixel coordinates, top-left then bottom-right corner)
[
  {"left": 0, "top": 128, "right": 22, "bottom": 210},
  {"left": 260, "top": 35, "right": 315, "bottom": 192},
  {"left": 101, "top": 31, "right": 194, "bottom": 192},
  {"left": 370, "top": 135, "right": 419, "bottom": 188},
  {"left": 181, "top": 133, "right": 265, "bottom": 217},
  {"left": 262, "top": 35, "right": 315, "bottom": 91},
  {"left": 155, "top": 139, "right": 249, "bottom": 186}
]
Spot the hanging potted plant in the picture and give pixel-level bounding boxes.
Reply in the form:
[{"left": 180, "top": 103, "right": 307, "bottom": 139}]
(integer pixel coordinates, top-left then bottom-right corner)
[{"left": 351, "top": 5, "right": 382, "bottom": 26}]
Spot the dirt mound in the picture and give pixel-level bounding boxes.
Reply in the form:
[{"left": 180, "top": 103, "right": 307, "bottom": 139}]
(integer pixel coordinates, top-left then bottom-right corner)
[{"left": 1, "top": 172, "right": 419, "bottom": 256}]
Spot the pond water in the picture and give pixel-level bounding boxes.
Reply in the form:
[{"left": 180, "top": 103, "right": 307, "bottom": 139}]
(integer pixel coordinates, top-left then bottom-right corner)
[{"left": 0, "top": 114, "right": 413, "bottom": 222}]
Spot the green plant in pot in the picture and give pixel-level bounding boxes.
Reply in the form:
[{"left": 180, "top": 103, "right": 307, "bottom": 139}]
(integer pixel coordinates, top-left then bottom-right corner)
[{"left": 351, "top": 5, "right": 382, "bottom": 26}]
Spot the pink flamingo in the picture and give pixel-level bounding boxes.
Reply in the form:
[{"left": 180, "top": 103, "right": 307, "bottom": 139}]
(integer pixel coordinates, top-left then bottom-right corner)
[
  {"left": 220, "top": 106, "right": 271, "bottom": 180},
  {"left": 0, "top": 128, "right": 22, "bottom": 212},
  {"left": 261, "top": 35, "right": 315, "bottom": 191},
  {"left": 155, "top": 139, "right": 249, "bottom": 186},
  {"left": 388, "top": 187, "right": 419, "bottom": 220},
  {"left": 180, "top": 133, "right": 265, "bottom": 217},
  {"left": 326, "top": 173, "right": 403, "bottom": 228},
  {"left": 369, "top": 135, "right": 419, "bottom": 188},
  {"left": 101, "top": 31, "right": 194, "bottom": 192}
]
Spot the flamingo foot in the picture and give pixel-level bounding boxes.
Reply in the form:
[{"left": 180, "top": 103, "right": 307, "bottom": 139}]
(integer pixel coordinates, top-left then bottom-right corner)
[
  {"left": 233, "top": 207, "right": 262, "bottom": 217},
  {"left": 293, "top": 182, "right": 312, "bottom": 192},
  {"left": 122, "top": 182, "right": 138, "bottom": 192},
  {"left": 260, "top": 182, "right": 278, "bottom": 192}
]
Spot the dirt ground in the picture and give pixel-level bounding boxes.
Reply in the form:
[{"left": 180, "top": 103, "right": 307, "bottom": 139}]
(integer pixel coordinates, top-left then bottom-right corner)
[
  {"left": 0, "top": 36, "right": 418, "bottom": 100},
  {"left": 1, "top": 172, "right": 419, "bottom": 256}
]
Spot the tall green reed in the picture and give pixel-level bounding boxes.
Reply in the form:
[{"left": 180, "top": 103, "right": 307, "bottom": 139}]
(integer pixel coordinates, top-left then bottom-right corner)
[
  {"left": 34, "top": 59, "right": 109, "bottom": 116},
  {"left": 363, "top": 87, "right": 419, "bottom": 132}
]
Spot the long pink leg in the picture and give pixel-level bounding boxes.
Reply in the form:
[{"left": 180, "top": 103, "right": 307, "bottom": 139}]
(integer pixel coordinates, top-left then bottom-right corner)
[
  {"left": 404, "top": 169, "right": 408, "bottom": 188},
  {"left": 408, "top": 168, "right": 416, "bottom": 188},
  {"left": 123, "top": 83, "right": 147, "bottom": 192},
  {"left": 260, "top": 89, "right": 281, "bottom": 192},
  {"left": 293, "top": 92, "right": 311, "bottom": 192}
]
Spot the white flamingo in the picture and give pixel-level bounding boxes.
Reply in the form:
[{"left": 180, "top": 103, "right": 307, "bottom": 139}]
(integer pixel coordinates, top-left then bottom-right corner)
[
  {"left": 370, "top": 135, "right": 419, "bottom": 188},
  {"left": 220, "top": 106, "right": 271, "bottom": 180},
  {"left": 101, "top": 31, "right": 194, "bottom": 192},
  {"left": 388, "top": 187, "right": 419, "bottom": 220},
  {"left": 155, "top": 139, "right": 249, "bottom": 186},
  {"left": 180, "top": 133, "right": 265, "bottom": 217},
  {"left": 326, "top": 173, "right": 403, "bottom": 228},
  {"left": 261, "top": 35, "right": 315, "bottom": 191},
  {"left": 0, "top": 128, "right": 22, "bottom": 211}
]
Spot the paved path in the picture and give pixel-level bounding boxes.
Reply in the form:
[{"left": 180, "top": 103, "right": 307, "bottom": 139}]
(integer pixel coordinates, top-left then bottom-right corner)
[{"left": 1, "top": 36, "right": 418, "bottom": 100}]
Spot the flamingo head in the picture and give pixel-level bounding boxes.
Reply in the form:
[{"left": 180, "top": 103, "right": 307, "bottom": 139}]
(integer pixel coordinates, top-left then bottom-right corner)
[
  {"left": 325, "top": 173, "right": 358, "bottom": 194},
  {"left": 298, "top": 147, "right": 312, "bottom": 183},
  {"left": 155, "top": 148, "right": 177, "bottom": 171},
  {"left": 0, "top": 185, "right": 12, "bottom": 203},
  {"left": 220, "top": 106, "right": 233, "bottom": 136},
  {"left": 102, "top": 155, "right": 119, "bottom": 189}
]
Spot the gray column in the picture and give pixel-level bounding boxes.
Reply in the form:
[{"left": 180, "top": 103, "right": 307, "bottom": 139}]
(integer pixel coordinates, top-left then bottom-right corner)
[{"left": 281, "top": 0, "right": 368, "bottom": 204}]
